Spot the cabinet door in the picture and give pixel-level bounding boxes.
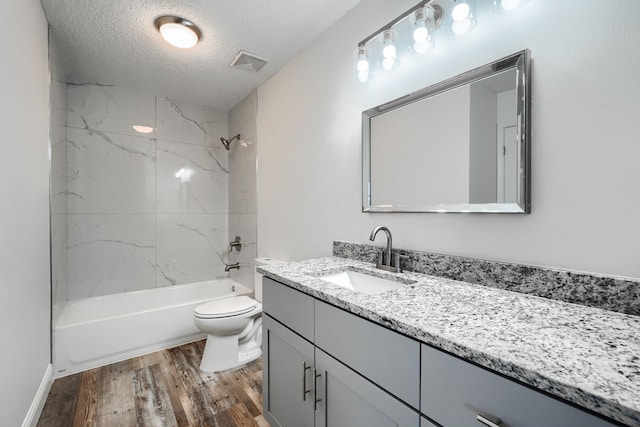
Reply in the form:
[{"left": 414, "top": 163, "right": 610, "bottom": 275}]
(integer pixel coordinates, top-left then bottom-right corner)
[
  {"left": 263, "top": 315, "right": 315, "bottom": 427},
  {"left": 314, "top": 348, "right": 420, "bottom": 427}
]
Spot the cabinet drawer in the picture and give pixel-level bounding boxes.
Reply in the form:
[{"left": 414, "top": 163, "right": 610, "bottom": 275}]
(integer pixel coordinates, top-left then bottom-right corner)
[
  {"left": 314, "top": 300, "right": 420, "bottom": 409},
  {"left": 421, "top": 344, "right": 617, "bottom": 427},
  {"left": 262, "top": 277, "right": 314, "bottom": 341}
]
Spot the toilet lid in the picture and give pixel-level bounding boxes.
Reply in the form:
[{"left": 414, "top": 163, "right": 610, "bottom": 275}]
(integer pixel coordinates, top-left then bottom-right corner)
[{"left": 194, "top": 296, "right": 258, "bottom": 318}]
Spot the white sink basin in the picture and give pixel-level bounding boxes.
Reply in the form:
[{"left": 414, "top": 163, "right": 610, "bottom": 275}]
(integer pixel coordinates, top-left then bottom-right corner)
[{"left": 318, "top": 270, "right": 411, "bottom": 295}]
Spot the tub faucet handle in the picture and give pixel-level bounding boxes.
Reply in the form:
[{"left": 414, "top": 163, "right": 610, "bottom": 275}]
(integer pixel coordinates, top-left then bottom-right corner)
[{"left": 229, "top": 236, "right": 243, "bottom": 252}]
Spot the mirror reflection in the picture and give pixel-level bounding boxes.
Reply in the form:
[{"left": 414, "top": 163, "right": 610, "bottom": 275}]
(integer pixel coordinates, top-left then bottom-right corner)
[{"left": 363, "top": 50, "right": 530, "bottom": 213}]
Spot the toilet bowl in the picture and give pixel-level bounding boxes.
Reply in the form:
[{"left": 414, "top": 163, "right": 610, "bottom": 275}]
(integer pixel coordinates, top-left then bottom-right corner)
[
  {"left": 193, "top": 257, "right": 284, "bottom": 372},
  {"left": 193, "top": 295, "right": 262, "bottom": 372}
]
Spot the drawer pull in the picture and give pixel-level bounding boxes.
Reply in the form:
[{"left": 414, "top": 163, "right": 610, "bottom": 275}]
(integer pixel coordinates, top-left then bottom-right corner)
[
  {"left": 302, "top": 362, "right": 311, "bottom": 401},
  {"left": 313, "top": 369, "right": 322, "bottom": 410},
  {"left": 477, "top": 413, "right": 502, "bottom": 427}
]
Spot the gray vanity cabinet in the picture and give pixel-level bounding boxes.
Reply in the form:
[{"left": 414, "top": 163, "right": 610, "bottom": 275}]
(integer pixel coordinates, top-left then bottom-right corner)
[
  {"left": 263, "top": 277, "right": 622, "bottom": 427},
  {"left": 262, "top": 277, "right": 420, "bottom": 427},
  {"left": 420, "top": 344, "right": 618, "bottom": 427}
]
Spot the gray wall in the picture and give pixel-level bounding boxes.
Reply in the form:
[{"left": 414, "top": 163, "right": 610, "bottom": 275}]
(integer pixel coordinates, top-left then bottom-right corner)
[
  {"left": 257, "top": 0, "right": 640, "bottom": 280},
  {"left": 0, "top": 0, "right": 51, "bottom": 425}
]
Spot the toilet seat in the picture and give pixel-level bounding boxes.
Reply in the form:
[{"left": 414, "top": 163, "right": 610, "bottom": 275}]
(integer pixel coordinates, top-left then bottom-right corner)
[{"left": 194, "top": 296, "right": 258, "bottom": 319}]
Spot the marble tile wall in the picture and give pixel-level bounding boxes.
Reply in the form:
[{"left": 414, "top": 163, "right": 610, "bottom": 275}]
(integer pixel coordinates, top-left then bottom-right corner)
[
  {"left": 228, "top": 91, "right": 258, "bottom": 289},
  {"left": 333, "top": 240, "right": 640, "bottom": 315},
  {"left": 57, "top": 83, "right": 229, "bottom": 299}
]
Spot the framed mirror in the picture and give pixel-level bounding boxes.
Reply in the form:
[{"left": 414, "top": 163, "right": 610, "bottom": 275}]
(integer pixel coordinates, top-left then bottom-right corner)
[{"left": 362, "top": 50, "right": 530, "bottom": 213}]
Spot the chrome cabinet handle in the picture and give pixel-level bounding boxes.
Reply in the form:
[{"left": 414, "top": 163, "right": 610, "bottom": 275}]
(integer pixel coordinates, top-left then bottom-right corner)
[
  {"left": 477, "top": 413, "right": 502, "bottom": 427},
  {"left": 302, "top": 362, "right": 311, "bottom": 401},
  {"left": 313, "top": 369, "right": 322, "bottom": 410}
]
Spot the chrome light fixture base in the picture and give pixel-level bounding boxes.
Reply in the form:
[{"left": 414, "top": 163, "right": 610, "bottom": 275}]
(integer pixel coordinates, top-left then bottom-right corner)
[{"left": 155, "top": 16, "right": 202, "bottom": 49}]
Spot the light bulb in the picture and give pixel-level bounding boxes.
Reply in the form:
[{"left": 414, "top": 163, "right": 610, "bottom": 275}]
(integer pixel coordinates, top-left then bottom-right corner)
[
  {"left": 381, "top": 29, "right": 396, "bottom": 59},
  {"left": 501, "top": 0, "right": 521, "bottom": 10},
  {"left": 159, "top": 22, "right": 199, "bottom": 48},
  {"left": 355, "top": 46, "right": 370, "bottom": 80},
  {"left": 413, "top": 24, "right": 429, "bottom": 43},
  {"left": 451, "top": 19, "right": 473, "bottom": 35},
  {"left": 383, "top": 44, "right": 396, "bottom": 59},
  {"left": 452, "top": 3, "right": 471, "bottom": 21},
  {"left": 357, "top": 59, "right": 369, "bottom": 73},
  {"left": 382, "top": 57, "right": 396, "bottom": 70},
  {"left": 414, "top": 40, "right": 433, "bottom": 54}
]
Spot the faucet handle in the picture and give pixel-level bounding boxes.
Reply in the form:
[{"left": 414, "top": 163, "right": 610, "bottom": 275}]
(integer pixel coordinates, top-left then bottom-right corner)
[
  {"left": 394, "top": 253, "right": 409, "bottom": 272},
  {"left": 376, "top": 250, "right": 384, "bottom": 266}
]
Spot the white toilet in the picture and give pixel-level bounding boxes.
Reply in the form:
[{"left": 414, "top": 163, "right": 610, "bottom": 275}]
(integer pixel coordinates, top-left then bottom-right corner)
[{"left": 193, "top": 257, "right": 281, "bottom": 372}]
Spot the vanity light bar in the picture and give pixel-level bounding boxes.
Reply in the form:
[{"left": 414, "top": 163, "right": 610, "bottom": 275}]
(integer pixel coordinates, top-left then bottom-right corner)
[{"left": 355, "top": 0, "right": 530, "bottom": 82}]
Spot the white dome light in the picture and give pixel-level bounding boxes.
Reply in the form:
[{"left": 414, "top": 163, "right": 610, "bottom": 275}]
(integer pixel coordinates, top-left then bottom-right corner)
[{"left": 155, "top": 16, "right": 201, "bottom": 49}]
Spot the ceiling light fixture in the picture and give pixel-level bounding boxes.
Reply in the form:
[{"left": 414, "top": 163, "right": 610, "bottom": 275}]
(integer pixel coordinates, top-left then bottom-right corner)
[{"left": 155, "top": 16, "right": 202, "bottom": 49}]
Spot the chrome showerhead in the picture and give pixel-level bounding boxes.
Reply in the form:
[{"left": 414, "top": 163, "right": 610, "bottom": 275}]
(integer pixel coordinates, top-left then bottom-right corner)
[
  {"left": 220, "top": 134, "right": 251, "bottom": 150},
  {"left": 220, "top": 135, "right": 235, "bottom": 150}
]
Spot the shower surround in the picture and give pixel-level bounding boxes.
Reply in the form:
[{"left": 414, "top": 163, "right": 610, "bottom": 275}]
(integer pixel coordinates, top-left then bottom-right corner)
[{"left": 52, "top": 84, "right": 230, "bottom": 300}]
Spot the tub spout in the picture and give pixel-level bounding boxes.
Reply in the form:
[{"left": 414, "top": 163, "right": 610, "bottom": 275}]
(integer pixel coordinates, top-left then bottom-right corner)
[{"left": 225, "top": 262, "right": 241, "bottom": 272}]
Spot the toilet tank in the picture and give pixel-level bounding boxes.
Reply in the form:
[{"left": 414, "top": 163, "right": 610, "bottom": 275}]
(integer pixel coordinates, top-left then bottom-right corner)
[{"left": 254, "top": 257, "right": 284, "bottom": 303}]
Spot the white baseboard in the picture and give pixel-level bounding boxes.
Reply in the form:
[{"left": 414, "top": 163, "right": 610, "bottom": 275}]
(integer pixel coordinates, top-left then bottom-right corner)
[{"left": 22, "top": 363, "right": 53, "bottom": 427}]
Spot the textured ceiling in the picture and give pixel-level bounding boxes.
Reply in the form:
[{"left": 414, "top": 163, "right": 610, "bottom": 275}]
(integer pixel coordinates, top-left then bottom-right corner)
[{"left": 40, "top": 0, "right": 362, "bottom": 110}]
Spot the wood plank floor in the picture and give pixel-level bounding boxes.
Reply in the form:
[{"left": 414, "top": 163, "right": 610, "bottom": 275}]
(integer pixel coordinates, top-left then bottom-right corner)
[{"left": 38, "top": 340, "right": 269, "bottom": 427}]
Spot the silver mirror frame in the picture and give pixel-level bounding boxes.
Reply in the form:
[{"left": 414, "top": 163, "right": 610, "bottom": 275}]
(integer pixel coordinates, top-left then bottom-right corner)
[{"left": 362, "top": 50, "right": 531, "bottom": 213}]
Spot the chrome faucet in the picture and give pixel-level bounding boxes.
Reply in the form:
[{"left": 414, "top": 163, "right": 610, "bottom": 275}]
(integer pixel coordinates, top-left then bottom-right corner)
[{"left": 369, "top": 226, "right": 406, "bottom": 273}]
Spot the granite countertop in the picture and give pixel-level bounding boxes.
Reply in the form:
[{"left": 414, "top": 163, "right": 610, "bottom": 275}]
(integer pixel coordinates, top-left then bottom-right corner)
[{"left": 258, "top": 257, "right": 640, "bottom": 427}]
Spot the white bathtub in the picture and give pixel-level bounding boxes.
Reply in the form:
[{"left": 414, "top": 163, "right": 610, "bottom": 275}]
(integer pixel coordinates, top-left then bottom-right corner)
[{"left": 54, "top": 278, "right": 251, "bottom": 377}]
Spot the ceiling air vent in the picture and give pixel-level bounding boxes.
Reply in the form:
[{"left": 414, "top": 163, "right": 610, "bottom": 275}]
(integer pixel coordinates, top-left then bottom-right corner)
[{"left": 229, "top": 50, "right": 269, "bottom": 72}]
